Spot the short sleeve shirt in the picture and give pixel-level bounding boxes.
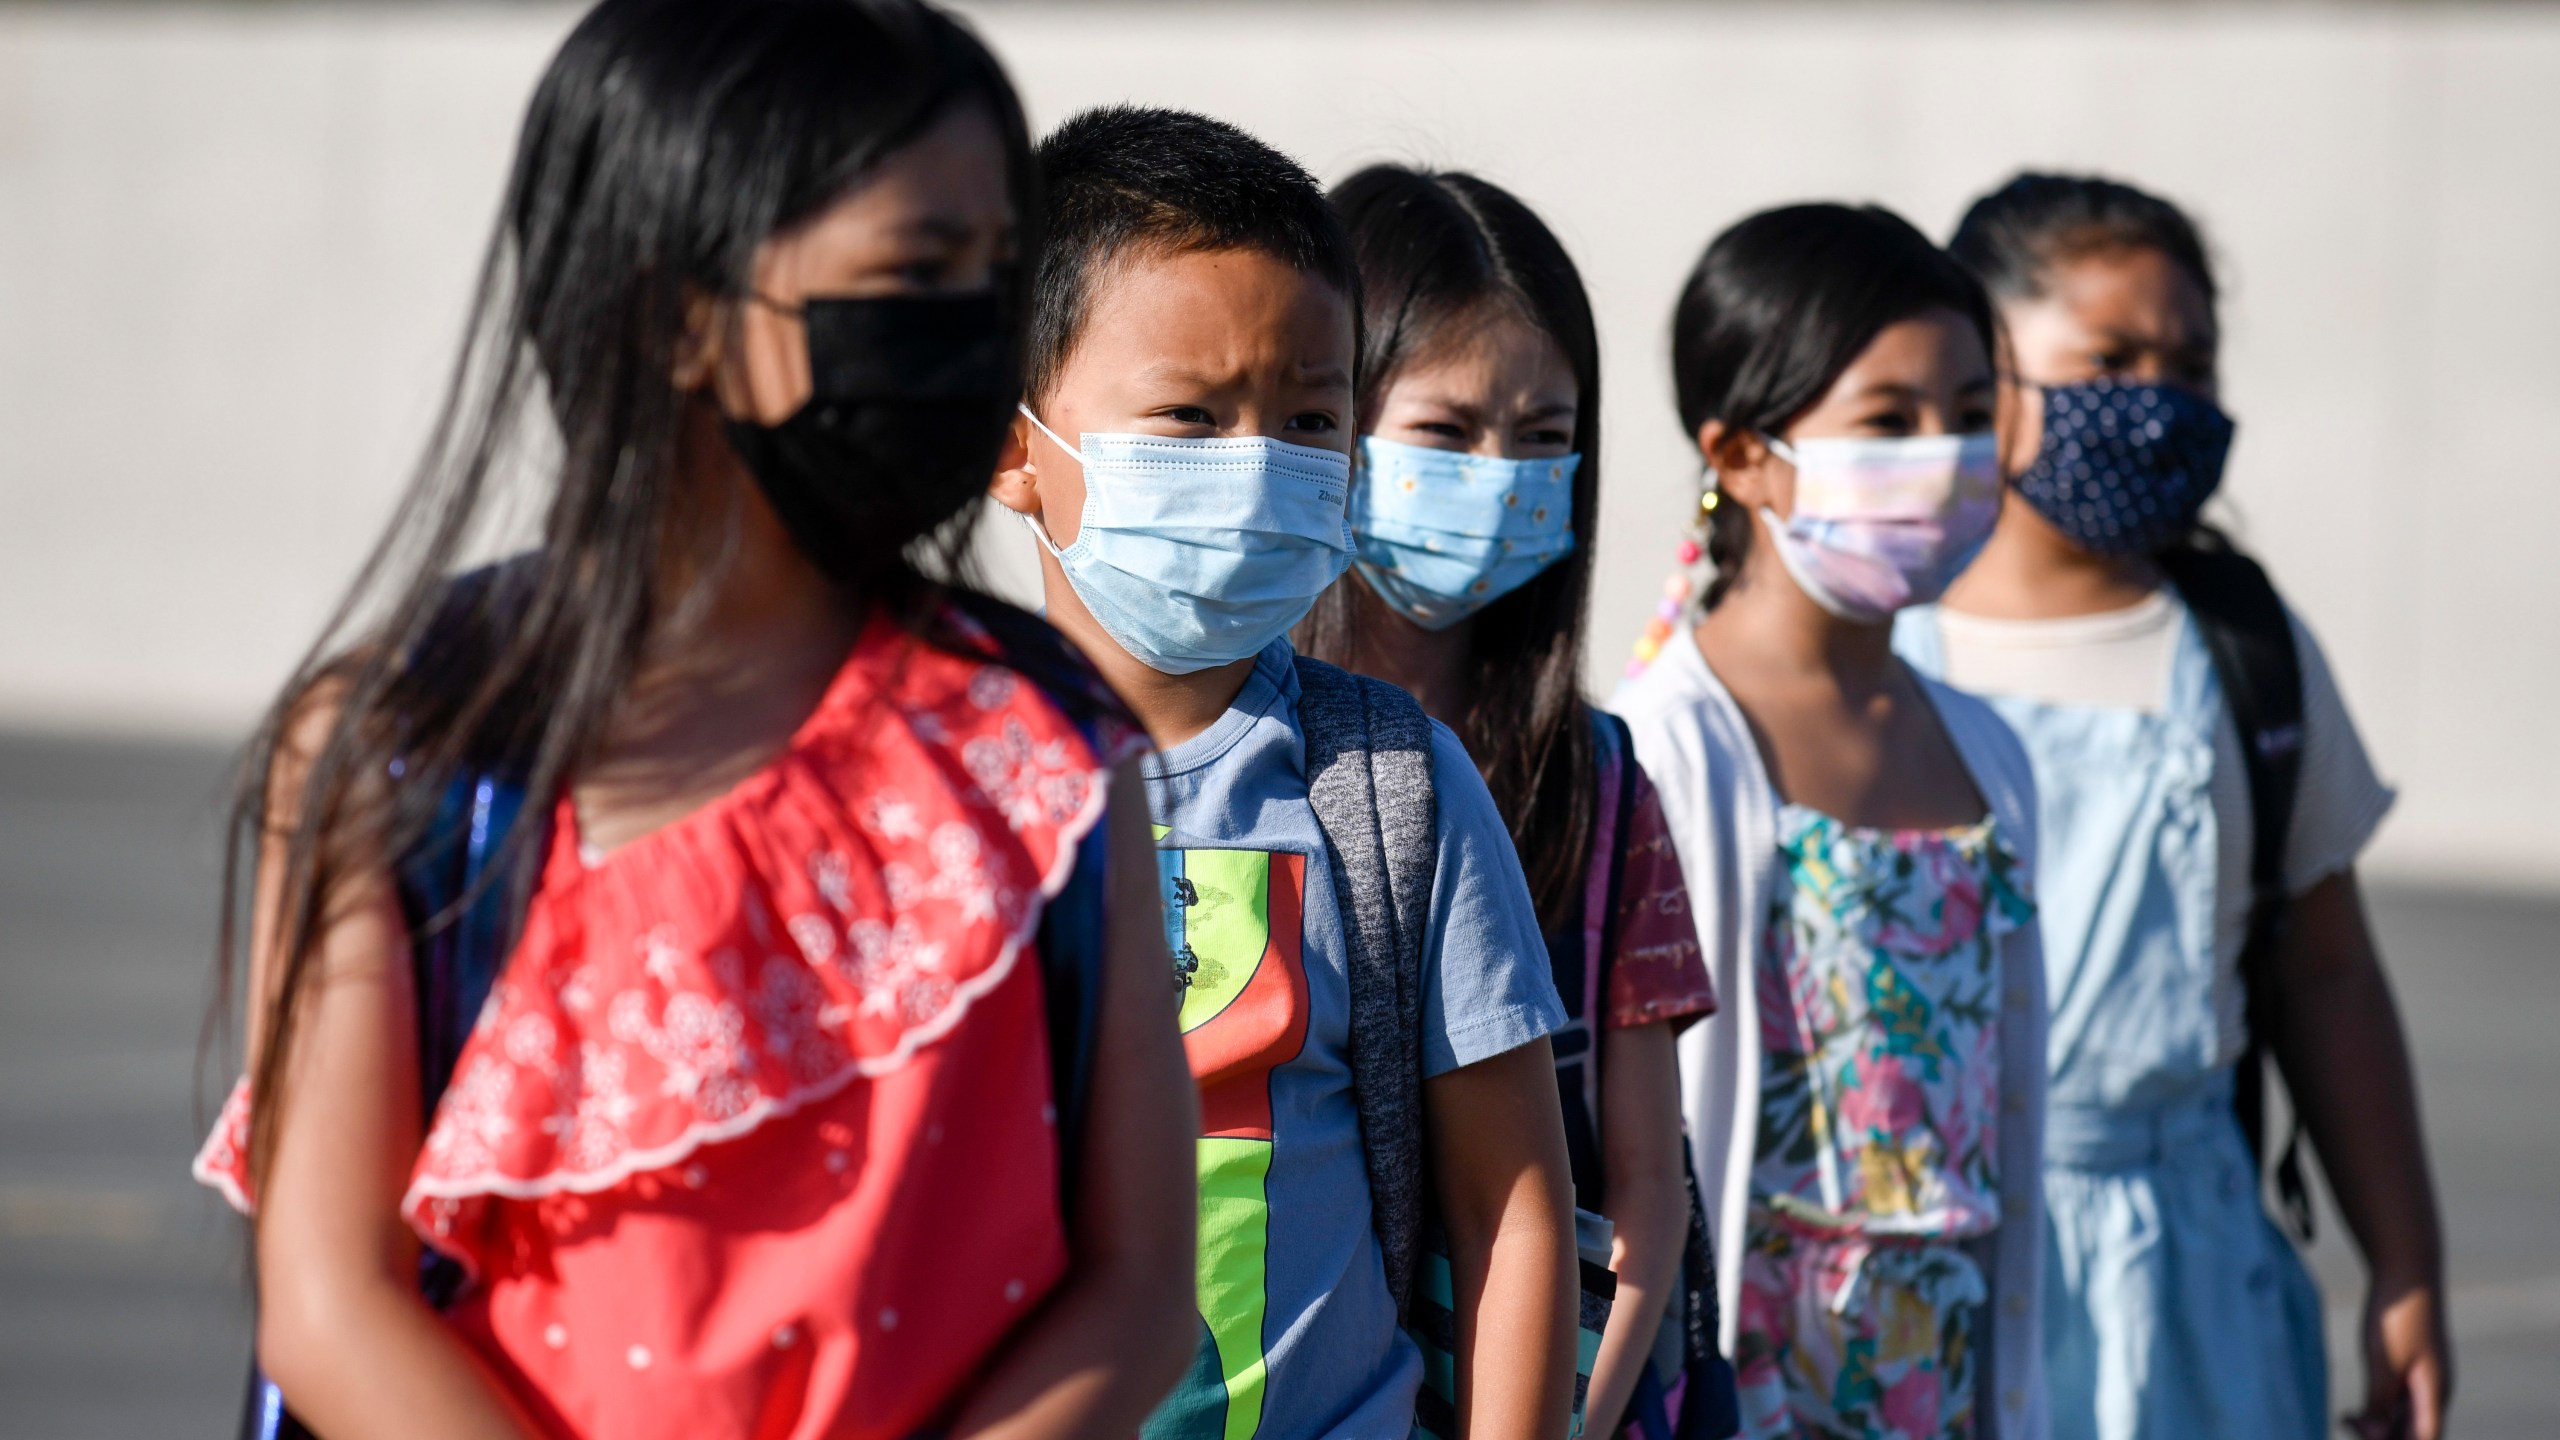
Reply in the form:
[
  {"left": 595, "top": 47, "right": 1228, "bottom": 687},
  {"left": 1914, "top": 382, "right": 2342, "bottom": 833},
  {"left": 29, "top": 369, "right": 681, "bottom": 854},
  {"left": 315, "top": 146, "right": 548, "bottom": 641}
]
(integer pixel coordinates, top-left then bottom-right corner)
[
  {"left": 1140, "top": 640, "right": 1565, "bottom": 1440},
  {"left": 1606, "top": 764, "right": 1718, "bottom": 1031},
  {"left": 1932, "top": 591, "right": 2393, "bottom": 1057}
]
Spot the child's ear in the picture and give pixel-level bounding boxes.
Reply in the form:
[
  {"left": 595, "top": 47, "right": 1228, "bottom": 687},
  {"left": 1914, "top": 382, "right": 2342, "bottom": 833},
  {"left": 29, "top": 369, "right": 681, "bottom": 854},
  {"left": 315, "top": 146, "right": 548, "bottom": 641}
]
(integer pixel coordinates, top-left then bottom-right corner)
[
  {"left": 989, "top": 409, "right": 1041, "bottom": 516},
  {"left": 674, "top": 289, "right": 727, "bottom": 395},
  {"left": 1699, "top": 420, "right": 1781, "bottom": 510},
  {"left": 1997, "top": 377, "right": 2044, "bottom": 480}
]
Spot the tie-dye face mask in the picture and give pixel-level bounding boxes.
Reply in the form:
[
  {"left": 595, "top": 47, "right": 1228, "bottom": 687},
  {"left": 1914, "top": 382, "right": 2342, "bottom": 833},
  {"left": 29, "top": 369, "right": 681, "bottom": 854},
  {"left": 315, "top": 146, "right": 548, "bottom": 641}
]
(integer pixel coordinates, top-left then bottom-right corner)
[{"left": 1756, "top": 431, "right": 2002, "bottom": 623}]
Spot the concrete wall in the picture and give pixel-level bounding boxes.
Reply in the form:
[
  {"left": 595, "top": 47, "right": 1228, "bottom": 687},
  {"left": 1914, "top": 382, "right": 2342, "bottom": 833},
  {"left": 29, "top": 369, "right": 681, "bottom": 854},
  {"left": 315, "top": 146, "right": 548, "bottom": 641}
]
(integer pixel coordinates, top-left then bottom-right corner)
[{"left": 3, "top": 2, "right": 2555, "bottom": 888}]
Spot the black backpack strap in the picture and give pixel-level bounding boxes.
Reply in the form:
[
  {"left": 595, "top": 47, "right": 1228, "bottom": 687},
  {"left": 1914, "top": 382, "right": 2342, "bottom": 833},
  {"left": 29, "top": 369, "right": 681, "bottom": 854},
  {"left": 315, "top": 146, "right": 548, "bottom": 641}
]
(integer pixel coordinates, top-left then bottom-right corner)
[
  {"left": 1294, "top": 654, "right": 1438, "bottom": 1319},
  {"left": 2158, "top": 537, "right": 2314, "bottom": 1240},
  {"left": 1590, "top": 709, "right": 1641, "bottom": 1079},
  {"left": 1032, "top": 763, "right": 1113, "bottom": 1221}
]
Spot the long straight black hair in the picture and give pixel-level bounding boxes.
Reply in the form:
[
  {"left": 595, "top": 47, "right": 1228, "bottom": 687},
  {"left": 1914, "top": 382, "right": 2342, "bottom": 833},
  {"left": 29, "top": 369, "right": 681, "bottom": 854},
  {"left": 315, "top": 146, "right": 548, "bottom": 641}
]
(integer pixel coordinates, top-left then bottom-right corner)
[
  {"left": 1298, "top": 166, "right": 1601, "bottom": 932},
  {"left": 217, "top": 0, "right": 1036, "bottom": 1189}
]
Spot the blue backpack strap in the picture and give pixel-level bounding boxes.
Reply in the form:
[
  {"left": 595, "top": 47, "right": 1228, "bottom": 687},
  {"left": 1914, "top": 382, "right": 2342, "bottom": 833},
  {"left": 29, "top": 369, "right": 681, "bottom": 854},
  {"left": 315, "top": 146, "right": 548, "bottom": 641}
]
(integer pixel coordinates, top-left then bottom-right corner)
[
  {"left": 406, "top": 778, "right": 535, "bottom": 1106},
  {"left": 402, "top": 772, "right": 542, "bottom": 1308},
  {"left": 243, "top": 766, "right": 542, "bottom": 1440}
]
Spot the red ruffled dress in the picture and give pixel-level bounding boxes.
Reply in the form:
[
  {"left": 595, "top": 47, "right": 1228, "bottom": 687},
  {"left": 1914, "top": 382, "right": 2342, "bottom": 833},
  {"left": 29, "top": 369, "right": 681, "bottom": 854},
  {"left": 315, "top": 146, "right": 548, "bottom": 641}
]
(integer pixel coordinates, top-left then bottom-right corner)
[{"left": 197, "top": 614, "right": 1137, "bottom": 1439}]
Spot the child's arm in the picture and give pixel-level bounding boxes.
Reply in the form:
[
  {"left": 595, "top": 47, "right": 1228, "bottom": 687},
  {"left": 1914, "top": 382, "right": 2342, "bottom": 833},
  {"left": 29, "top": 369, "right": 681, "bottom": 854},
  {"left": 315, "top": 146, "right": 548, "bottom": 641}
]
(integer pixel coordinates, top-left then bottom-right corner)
[
  {"left": 250, "top": 699, "right": 541, "bottom": 1438},
  {"left": 2269, "top": 869, "right": 2451, "bottom": 1440},
  {"left": 947, "top": 764, "right": 1201, "bottom": 1438},
  {"left": 1579, "top": 1021, "right": 1688, "bottom": 1439},
  {"left": 1426, "top": 1037, "right": 1577, "bottom": 1440}
]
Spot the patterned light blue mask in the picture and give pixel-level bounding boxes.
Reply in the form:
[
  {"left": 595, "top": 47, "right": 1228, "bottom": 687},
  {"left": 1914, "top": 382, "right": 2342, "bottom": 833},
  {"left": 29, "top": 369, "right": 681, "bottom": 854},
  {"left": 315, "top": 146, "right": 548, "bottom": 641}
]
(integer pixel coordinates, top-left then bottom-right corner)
[
  {"left": 2014, "top": 379, "right": 2236, "bottom": 556},
  {"left": 1018, "top": 406, "right": 1354, "bottom": 675},
  {"left": 1349, "top": 436, "right": 1578, "bottom": 630}
]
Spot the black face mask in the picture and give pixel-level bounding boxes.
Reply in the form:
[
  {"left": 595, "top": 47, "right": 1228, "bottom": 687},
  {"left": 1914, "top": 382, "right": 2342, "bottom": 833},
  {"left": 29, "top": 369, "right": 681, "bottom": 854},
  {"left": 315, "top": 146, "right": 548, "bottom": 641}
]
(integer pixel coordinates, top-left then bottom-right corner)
[{"left": 724, "top": 291, "right": 1017, "bottom": 590}]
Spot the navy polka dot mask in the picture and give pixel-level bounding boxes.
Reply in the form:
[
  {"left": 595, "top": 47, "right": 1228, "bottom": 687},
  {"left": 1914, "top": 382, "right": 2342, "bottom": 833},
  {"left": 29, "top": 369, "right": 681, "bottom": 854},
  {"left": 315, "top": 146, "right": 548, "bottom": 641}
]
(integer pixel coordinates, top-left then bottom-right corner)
[{"left": 2013, "top": 379, "right": 2236, "bottom": 555}]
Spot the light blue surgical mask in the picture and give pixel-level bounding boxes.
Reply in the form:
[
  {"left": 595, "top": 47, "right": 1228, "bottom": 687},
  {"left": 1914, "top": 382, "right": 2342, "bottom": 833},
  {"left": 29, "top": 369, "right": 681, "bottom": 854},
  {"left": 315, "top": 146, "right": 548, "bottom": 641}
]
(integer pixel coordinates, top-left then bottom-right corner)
[
  {"left": 1350, "top": 435, "right": 1577, "bottom": 630},
  {"left": 1018, "top": 406, "right": 1354, "bottom": 675}
]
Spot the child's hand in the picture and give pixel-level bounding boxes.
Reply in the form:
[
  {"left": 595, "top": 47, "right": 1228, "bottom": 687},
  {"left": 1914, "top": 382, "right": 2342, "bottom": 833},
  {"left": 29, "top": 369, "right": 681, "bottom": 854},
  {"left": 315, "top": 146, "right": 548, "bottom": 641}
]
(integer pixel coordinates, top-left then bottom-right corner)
[
  {"left": 2345, "top": 1275, "right": 2450, "bottom": 1440},
  {"left": 1426, "top": 1039, "right": 1577, "bottom": 1440}
]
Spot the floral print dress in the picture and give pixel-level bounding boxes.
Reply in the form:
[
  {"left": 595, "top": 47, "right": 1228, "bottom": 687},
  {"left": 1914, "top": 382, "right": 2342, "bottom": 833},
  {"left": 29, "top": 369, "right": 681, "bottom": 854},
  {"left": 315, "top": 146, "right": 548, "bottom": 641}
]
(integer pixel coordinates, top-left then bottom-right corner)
[{"left": 1734, "top": 804, "right": 2033, "bottom": 1440}]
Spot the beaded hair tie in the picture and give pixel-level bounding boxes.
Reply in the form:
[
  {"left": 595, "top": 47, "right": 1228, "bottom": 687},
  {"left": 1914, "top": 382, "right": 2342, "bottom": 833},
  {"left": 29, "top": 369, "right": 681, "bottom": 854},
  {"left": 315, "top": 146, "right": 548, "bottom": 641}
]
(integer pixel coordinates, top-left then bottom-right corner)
[{"left": 1624, "top": 485, "right": 1718, "bottom": 680}]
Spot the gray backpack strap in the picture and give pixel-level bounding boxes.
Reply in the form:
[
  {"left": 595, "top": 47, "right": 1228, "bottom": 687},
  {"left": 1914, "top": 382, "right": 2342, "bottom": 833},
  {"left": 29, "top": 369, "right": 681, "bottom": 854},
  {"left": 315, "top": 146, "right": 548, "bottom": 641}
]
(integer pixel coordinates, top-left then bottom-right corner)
[{"left": 1294, "top": 654, "right": 1439, "bottom": 1318}]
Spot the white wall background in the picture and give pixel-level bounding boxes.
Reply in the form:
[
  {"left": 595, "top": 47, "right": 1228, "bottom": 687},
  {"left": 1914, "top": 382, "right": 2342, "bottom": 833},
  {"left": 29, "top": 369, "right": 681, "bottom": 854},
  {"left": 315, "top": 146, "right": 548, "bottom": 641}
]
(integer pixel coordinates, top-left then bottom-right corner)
[{"left": 2, "top": 2, "right": 2555, "bottom": 889}]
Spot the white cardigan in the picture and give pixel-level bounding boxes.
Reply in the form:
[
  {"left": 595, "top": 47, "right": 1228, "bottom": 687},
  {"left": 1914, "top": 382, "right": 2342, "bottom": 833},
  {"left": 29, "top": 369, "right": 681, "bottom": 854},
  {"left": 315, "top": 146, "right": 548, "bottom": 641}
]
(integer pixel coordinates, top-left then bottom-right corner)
[{"left": 1614, "top": 630, "right": 2051, "bottom": 1440}]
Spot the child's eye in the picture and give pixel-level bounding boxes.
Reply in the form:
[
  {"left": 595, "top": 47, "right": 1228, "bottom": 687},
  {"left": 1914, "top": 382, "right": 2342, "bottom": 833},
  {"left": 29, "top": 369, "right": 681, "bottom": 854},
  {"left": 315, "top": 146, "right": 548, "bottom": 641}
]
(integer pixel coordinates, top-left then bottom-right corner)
[
  {"left": 880, "top": 247, "right": 969, "bottom": 291},
  {"left": 1958, "top": 404, "right": 1998, "bottom": 434},
  {"left": 1164, "top": 405, "right": 1217, "bottom": 426},
  {"left": 1416, "top": 421, "right": 1468, "bottom": 440},
  {"left": 1858, "top": 411, "right": 1916, "bottom": 436},
  {"left": 1525, "top": 426, "right": 1573, "bottom": 447},
  {"left": 1286, "top": 411, "right": 1339, "bottom": 435}
]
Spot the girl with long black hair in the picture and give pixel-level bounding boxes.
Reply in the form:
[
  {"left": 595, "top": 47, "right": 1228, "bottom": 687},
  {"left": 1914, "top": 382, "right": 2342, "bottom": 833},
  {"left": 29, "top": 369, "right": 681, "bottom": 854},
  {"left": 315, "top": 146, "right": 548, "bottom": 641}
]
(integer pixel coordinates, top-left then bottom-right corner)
[
  {"left": 1296, "top": 166, "right": 1726, "bottom": 1439},
  {"left": 1896, "top": 173, "right": 2450, "bottom": 1440},
  {"left": 192, "top": 2, "right": 1197, "bottom": 1434},
  {"left": 1617, "top": 204, "right": 2049, "bottom": 1439}
]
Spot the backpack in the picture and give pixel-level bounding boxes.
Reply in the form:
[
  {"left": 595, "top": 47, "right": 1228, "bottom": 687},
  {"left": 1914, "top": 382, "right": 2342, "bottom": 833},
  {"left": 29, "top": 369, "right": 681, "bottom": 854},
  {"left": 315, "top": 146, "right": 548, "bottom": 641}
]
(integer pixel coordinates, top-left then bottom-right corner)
[
  {"left": 1292, "top": 657, "right": 1617, "bottom": 1440},
  {"left": 1546, "top": 711, "right": 1738, "bottom": 1440},
  {"left": 241, "top": 763, "right": 548, "bottom": 1440},
  {"left": 2157, "top": 532, "right": 2315, "bottom": 1241},
  {"left": 241, "top": 601, "right": 1119, "bottom": 1440}
]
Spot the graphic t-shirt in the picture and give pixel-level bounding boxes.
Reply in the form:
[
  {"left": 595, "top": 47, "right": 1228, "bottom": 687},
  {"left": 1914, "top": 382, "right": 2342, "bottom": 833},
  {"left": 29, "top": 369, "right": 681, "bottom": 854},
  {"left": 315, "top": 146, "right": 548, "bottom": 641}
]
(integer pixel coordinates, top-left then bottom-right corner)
[{"left": 1141, "top": 640, "right": 1565, "bottom": 1440}]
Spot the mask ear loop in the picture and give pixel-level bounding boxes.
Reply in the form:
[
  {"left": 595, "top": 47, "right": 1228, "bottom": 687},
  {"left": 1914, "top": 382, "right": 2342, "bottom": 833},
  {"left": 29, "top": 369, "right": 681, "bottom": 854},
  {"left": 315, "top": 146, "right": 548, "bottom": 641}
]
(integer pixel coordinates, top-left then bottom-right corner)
[
  {"left": 1015, "top": 404, "right": 1089, "bottom": 468},
  {"left": 1014, "top": 404, "right": 1086, "bottom": 558},
  {"left": 1758, "top": 433, "right": 1803, "bottom": 468}
]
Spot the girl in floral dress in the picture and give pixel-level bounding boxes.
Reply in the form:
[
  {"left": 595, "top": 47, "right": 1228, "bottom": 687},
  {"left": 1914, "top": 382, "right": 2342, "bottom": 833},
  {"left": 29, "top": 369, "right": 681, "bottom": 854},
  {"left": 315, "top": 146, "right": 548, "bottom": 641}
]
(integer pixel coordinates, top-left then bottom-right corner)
[
  {"left": 192, "top": 3, "right": 1198, "bottom": 1436},
  {"left": 1615, "top": 205, "right": 2050, "bottom": 1440}
]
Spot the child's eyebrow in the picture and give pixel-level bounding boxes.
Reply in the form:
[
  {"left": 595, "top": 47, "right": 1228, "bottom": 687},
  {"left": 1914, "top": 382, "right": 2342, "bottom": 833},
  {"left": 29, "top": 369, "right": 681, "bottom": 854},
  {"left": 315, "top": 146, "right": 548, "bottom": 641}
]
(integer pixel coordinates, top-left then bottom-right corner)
[
  {"left": 1401, "top": 394, "right": 1486, "bottom": 423},
  {"left": 1293, "top": 362, "right": 1353, "bottom": 391},
  {"left": 1518, "top": 400, "right": 1578, "bottom": 423},
  {"left": 2086, "top": 318, "right": 2206, "bottom": 352},
  {"left": 1129, "top": 359, "right": 1235, "bottom": 390},
  {"left": 885, "top": 214, "right": 1006, "bottom": 245}
]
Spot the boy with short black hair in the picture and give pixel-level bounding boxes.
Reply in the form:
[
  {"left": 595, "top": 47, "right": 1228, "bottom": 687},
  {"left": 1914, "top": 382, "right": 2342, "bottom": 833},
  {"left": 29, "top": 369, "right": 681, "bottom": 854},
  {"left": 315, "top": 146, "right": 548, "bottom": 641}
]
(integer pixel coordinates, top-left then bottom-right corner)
[{"left": 991, "top": 105, "right": 1578, "bottom": 1440}]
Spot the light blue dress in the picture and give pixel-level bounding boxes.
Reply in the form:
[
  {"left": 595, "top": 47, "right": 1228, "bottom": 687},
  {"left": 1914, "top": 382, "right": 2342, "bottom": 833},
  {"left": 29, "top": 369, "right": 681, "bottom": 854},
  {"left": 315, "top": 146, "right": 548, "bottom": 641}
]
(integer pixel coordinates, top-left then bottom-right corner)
[{"left": 1897, "top": 607, "right": 2327, "bottom": 1440}]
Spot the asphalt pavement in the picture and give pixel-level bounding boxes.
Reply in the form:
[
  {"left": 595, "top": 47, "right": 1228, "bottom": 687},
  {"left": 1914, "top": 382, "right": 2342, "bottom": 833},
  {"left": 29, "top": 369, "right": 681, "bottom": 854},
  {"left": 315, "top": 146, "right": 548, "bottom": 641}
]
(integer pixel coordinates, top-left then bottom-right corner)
[{"left": 0, "top": 732, "right": 2551, "bottom": 1437}]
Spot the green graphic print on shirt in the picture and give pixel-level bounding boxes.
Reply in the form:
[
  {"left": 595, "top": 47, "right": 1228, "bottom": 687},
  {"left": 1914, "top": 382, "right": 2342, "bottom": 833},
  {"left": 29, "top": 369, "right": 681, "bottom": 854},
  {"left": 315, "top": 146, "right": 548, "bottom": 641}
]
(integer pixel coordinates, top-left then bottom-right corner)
[{"left": 1145, "top": 841, "right": 1309, "bottom": 1440}]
